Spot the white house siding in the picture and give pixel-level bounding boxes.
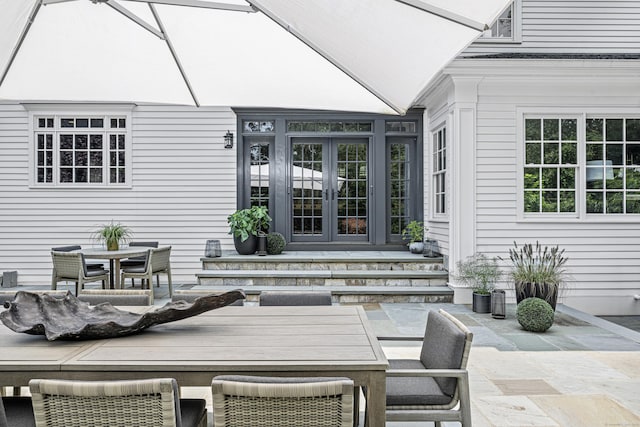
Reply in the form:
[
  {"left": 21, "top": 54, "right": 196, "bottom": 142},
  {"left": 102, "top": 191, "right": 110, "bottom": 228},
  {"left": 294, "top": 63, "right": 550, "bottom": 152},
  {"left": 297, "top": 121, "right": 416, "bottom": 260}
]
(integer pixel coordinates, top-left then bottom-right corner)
[
  {"left": 442, "top": 59, "right": 640, "bottom": 315},
  {"left": 0, "top": 103, "right": 237, "bottom": 286},
  {"left": 464, "top": 0, "right": 640, "bottom": 55}
]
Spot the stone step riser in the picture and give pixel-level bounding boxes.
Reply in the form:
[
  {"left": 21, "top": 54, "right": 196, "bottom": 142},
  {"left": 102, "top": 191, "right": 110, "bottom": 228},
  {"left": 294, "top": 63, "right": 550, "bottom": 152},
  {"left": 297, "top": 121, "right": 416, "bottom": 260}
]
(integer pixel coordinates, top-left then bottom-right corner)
[
  {"left": 239, "top": 294, "right": 453, "bottom": 304},
  {"left": 202, "top": 261, "right": 444, "bottom": 272},
  {"left": 197, "top": 277, "right": 448, "bottom": 287}
]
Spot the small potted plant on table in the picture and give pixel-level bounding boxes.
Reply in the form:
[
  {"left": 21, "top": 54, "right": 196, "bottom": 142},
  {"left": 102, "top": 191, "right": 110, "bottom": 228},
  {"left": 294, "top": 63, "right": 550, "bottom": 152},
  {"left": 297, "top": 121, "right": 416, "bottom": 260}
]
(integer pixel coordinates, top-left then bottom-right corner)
[
  {"left": 92, "top": 221, "right": 132, "bottom": 251},
  {"left": 453, "top": 253, "right": 502, "bottom": 313}
]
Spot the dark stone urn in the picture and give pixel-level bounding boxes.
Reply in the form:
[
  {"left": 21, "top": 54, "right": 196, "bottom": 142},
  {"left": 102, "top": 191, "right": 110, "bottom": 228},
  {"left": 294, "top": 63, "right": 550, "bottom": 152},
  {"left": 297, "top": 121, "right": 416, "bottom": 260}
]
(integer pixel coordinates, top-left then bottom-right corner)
[{"left": 233, "top": 234, "right": 257, "bottom": 255}]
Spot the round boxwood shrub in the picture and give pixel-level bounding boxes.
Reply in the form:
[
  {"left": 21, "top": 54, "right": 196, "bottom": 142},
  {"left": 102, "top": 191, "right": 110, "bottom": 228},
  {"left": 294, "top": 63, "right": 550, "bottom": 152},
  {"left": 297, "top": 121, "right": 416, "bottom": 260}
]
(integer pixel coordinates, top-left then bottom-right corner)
[
  {"left": 266, "top": 232, "right": 286, "bottom": 255},
  {"left": 516, "top": 297, "right": 555, "bottom": 332}
]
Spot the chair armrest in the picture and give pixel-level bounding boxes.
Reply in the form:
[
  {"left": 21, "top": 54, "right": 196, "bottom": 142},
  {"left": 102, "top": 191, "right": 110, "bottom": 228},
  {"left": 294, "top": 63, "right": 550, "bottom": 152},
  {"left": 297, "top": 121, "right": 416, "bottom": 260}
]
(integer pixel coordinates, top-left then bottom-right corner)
[
  {"left": 386, "top": 368, "right": 468, "bottom": 379},
  {"left": 377, "top": 336, "right": 423, "bottom": 341}
]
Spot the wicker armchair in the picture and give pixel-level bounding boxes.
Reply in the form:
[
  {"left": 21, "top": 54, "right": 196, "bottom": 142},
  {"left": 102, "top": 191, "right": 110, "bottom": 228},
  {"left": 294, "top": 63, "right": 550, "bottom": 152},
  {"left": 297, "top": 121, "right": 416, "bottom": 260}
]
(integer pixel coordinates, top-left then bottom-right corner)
[
  {"left": 0, "top": 394, "right": 35, "bottom": 427},
  {"left": 212, "top": 375, "right": 354, "bottom": 427},
  {"left": 120, "top": 241, "right": 159, "bottom": 287},
  {"left": 121, "top": 246, "right": 173, "bottom": 296},
  {"left": 51, "top": 245, "right": 104, "bottom": 270},
  {"left": 379, "top": 309, "right": 474, "bottom": 426},
  {"left": 51, "top": 251, "right": 110, "bottom": 296},
  {"left": 29, "top": 378, "right": 206, "bottom": 427}
]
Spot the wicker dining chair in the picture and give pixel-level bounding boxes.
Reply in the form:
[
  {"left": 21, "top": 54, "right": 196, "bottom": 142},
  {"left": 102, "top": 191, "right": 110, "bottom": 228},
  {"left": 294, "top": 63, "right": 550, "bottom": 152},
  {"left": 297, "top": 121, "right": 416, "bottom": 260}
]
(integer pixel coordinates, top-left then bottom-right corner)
[
  {"left": 121, "top": 246, "right": 173, "bottom": 297},
  {"left": 211, "top": 375, "right": 354, "bottom": 427},
  {"left": 29, "top": 378, "right": 206, "bottom": 427},
  {"left": 50, "top": 251, "right": 110, "bottom": 296},
  {"left": 378, "top": 309, "right": 474, "bottom": 426},
  {"left": 51, "top": 245, "right": 104, "bottom": 271},
  {"left": 120, "top": 241, "right": 159, "bottom": 287},
  {"left": 0, "top": 394, "right": 35, "bottom": 427}
]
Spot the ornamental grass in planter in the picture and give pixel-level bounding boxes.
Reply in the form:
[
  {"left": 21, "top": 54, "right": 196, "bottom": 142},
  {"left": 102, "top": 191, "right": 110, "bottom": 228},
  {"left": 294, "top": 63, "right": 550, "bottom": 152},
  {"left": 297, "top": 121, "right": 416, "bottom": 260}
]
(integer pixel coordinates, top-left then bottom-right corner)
[
  {"left": 92, "top": 221, "right": 132, "bottom": 251},
  {"left": 506, "top": 241, "right": 567, "bottom": 311}
]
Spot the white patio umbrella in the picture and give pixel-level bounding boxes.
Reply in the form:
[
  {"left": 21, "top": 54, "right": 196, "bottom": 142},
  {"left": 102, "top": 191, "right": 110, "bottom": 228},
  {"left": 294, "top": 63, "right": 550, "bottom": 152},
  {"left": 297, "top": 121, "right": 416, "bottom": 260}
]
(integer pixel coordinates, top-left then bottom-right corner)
[{"left": 0, "top": 0, "right": 511, "bottom": 114}]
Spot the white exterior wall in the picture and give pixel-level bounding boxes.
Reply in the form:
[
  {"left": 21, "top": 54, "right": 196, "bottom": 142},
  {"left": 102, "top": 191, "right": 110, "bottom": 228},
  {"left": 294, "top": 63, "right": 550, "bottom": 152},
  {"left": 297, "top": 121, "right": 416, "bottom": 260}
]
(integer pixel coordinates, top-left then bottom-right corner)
[
  {"left": 465, "top": 0, "right": 640, "bottom": 55},
  {"left": 439, "top": 60, "right": 640, "bottom": 315},
  {"left": 0, "top": 102, "right": 237, "bottom": 286}
]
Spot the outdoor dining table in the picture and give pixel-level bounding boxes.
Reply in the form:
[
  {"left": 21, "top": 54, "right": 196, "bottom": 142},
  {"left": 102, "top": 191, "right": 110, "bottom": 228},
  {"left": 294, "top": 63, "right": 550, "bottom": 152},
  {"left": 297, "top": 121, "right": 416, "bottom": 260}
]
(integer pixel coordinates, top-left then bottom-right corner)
[
  {"left": 0, "top": 304, "right": 389, "bottom": 426},
  {"left": 78, "top": 246, "right": 153, "bottom": 290}
]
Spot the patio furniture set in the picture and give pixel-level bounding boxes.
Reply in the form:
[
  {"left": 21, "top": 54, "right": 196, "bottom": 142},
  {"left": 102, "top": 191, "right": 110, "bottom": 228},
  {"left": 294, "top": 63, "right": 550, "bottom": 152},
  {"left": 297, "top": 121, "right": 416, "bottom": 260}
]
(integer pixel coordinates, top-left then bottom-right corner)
[
  {"left": 49, "top": 242, "right": 171, "bottom": 304},
  {"left": 2, "top": 274, "right": 473, "bottom": 426}
]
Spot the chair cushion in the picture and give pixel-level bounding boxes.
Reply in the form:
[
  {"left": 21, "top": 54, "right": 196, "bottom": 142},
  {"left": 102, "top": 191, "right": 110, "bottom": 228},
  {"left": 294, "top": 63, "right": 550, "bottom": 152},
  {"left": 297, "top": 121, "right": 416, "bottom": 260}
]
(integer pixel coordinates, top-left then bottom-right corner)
[
  {"left": 122, "top": 265, "right": 146, "bottom": 274},
  {"left": 386, "top": 360, "right": 452, "bottom": 406},
  {"left": 120, "top": 258, "right": 146, "bottom": 267},
  {"left": 420, "top": 310, "right": 467, "bottom": 397},
  {"left": 259, "top": 291, "right": 332, "bottom": 306},
  {"left": 1, "top": 396, "right": 36, "bottom": 427},
  {"left": 85, "top": 269, "right": 108, "bottom": 278},
  {"left": 179, "top": 398, "right": 207, "bottom": 427}
]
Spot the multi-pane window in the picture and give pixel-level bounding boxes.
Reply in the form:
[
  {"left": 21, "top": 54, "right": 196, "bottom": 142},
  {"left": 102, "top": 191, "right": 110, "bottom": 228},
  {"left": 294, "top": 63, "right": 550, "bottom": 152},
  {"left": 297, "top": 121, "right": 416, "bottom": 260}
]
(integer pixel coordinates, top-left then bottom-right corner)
[
  {"left": 585, "top": 118, "right": 640, "bottom": 214},
  {"left": 433, "top": 127, "right": 447, "bottom": 215},
  {"left": 481, "top": 2, "right": 515, "bottom": 40},
  {"left": 34, "top": 115, "right": 128, "bottom": 186},
  {"left": 522, "top": 116, "right": 640, "bottom": 216},
  {"left": 523, "top": 118, "right": 578, "bottom": 213}
]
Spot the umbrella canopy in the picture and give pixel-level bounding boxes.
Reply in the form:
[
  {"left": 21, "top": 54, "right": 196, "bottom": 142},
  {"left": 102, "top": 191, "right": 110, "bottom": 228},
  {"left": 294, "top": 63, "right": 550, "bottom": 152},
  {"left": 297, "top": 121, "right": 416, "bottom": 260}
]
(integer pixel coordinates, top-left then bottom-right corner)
[{"left": 0, "top": 0, "right": 511, "bottom": 114}]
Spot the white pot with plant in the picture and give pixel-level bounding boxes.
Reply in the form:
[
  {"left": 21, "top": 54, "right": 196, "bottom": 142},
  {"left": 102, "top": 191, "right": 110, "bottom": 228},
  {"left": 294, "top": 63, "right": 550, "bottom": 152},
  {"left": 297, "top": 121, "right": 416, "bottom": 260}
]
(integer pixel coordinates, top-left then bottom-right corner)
[{"left": 402, "top": 220, "right": 426, "bottom": 254}]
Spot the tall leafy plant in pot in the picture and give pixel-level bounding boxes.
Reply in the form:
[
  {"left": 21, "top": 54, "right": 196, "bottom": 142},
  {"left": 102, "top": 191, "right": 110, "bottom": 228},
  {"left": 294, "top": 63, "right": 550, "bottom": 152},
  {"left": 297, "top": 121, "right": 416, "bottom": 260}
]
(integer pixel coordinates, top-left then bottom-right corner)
[
  {"left": 453, "top": 253, "right": 502, "bottom": 313},
  {"left": 506, "top": 241, "right": 567, "bottom": 310},
  {"left": 227, "top": 206, "right": 272, "bottom": 255},
  {"left": 402, "top": 220, "right": 426, "bottom": 254}
]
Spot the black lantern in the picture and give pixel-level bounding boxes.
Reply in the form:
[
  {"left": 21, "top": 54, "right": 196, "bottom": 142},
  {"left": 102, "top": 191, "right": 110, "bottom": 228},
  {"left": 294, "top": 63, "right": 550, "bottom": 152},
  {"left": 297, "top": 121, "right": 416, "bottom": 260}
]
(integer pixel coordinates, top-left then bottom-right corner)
[
  {"left": 223, "top": 131, "right": 234, "bottom": 149},
  {"left": 491, "top": 290, "right": 506, "bottom": 319}
]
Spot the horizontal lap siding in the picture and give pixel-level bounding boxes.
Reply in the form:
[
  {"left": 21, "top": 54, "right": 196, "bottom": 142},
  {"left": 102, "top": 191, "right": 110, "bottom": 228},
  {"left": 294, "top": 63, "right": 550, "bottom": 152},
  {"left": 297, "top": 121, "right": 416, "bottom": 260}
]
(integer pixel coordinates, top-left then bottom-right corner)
[
  {"left": 465, "top": 0, "right": 640, "bottom": 54},
  {"left": 472, "top": 76, "right": 640, "bottom": 314},
  {"left": 0, "top": 104, "right": 237, "bottom": 285}
]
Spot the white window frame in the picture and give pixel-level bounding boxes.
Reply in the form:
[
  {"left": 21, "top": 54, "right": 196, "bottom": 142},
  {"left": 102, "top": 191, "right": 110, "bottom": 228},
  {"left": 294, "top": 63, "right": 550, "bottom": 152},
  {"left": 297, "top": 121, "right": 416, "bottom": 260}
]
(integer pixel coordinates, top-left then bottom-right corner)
[
  {"left": 27, "top": 105, "right": 133, "bottom": 189},
  {"left": 517, "top": 108, "right": 640, "bottom": 222},
  {"left": 477, "top": 0, "right": 522, "bottom": 43},
  {"left": 432, "top": 125, "right": 447, "bottom": 217}
]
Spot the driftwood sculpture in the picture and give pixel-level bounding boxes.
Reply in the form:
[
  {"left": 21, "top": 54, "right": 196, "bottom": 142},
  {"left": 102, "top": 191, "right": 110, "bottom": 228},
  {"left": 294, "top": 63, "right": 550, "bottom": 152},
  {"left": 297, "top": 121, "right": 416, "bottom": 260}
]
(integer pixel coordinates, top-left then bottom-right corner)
[{"left": 0, "top": 289, "right": 245, "bottom": 341}]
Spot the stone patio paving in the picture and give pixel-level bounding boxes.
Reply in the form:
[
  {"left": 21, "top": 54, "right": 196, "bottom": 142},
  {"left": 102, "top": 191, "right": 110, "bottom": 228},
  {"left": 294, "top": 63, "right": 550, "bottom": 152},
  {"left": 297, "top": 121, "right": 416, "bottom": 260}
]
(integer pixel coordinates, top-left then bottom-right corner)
[{"left": 5, "top": 283, "right": 640, "bottom": 426}]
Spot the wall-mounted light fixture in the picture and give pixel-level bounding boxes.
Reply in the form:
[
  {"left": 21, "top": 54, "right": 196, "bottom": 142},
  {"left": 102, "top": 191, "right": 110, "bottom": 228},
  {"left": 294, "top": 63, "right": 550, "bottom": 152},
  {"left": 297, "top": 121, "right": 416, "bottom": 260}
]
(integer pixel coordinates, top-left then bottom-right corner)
[{"left": 224, "top": 130, "right": 234, "bottom": 149}]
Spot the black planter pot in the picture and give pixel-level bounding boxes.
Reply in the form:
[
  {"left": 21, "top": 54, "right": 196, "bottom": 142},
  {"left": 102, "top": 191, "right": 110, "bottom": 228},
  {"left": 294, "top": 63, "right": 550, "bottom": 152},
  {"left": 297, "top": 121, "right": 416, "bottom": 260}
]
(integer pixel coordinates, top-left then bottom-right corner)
[
  {"left": 515, "top": 282, "right": 559, "bottom": 311},
  {"left": 472, "top": 292, "right": 492, "bottom": 313},
  {"left": 233, "top": 234, "right": 258, "bottom": 255}
]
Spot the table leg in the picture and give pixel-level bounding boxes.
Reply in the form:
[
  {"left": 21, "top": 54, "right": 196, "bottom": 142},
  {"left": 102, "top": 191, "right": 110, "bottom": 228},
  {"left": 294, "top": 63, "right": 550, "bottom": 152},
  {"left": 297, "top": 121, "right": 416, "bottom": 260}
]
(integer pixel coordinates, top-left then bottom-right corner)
[
  {"left": 365, "top": 372, "right": 386, "bottom": 427},
  {"left": 109, "top": 260, "right": 115, "bottom": 289},
  {"left": 114, "top": 259, "right": 121, "bottom": 289}
]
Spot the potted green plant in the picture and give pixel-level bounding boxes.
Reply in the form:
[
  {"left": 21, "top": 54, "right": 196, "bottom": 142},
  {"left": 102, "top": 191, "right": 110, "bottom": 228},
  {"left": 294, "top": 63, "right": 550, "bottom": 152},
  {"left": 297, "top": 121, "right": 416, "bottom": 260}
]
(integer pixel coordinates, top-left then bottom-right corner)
[
  {"left": 227, "top": 206, "right": 272, "bottom": 255},
  {"left": 505, "top": 241, "right": 567, "bottom": 311},
  {"left": 92, "top": 221, "right": 132, "bottom": 251},
  {"left": 453, "top": 253, "right": 502, "bottom": 313},
  {"left": 402, "top": 220, "right": 426, "bottom": 254}
]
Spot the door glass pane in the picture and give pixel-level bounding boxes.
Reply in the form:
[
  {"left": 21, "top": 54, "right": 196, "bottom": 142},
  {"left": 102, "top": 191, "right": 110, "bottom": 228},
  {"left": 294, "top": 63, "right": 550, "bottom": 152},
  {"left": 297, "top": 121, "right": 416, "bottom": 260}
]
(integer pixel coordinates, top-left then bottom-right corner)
[
  {"left": 292, "top": 143, "right": 324, "bottom": 235},
  {"left": 249, "top": 141, "right": 270, "bottom": 208},
  {"left": 337, "top": 142, "right": 368, "bottom": 236},
  {"left": 389, "top": 142, "right": 411, "bottom": 235}
]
